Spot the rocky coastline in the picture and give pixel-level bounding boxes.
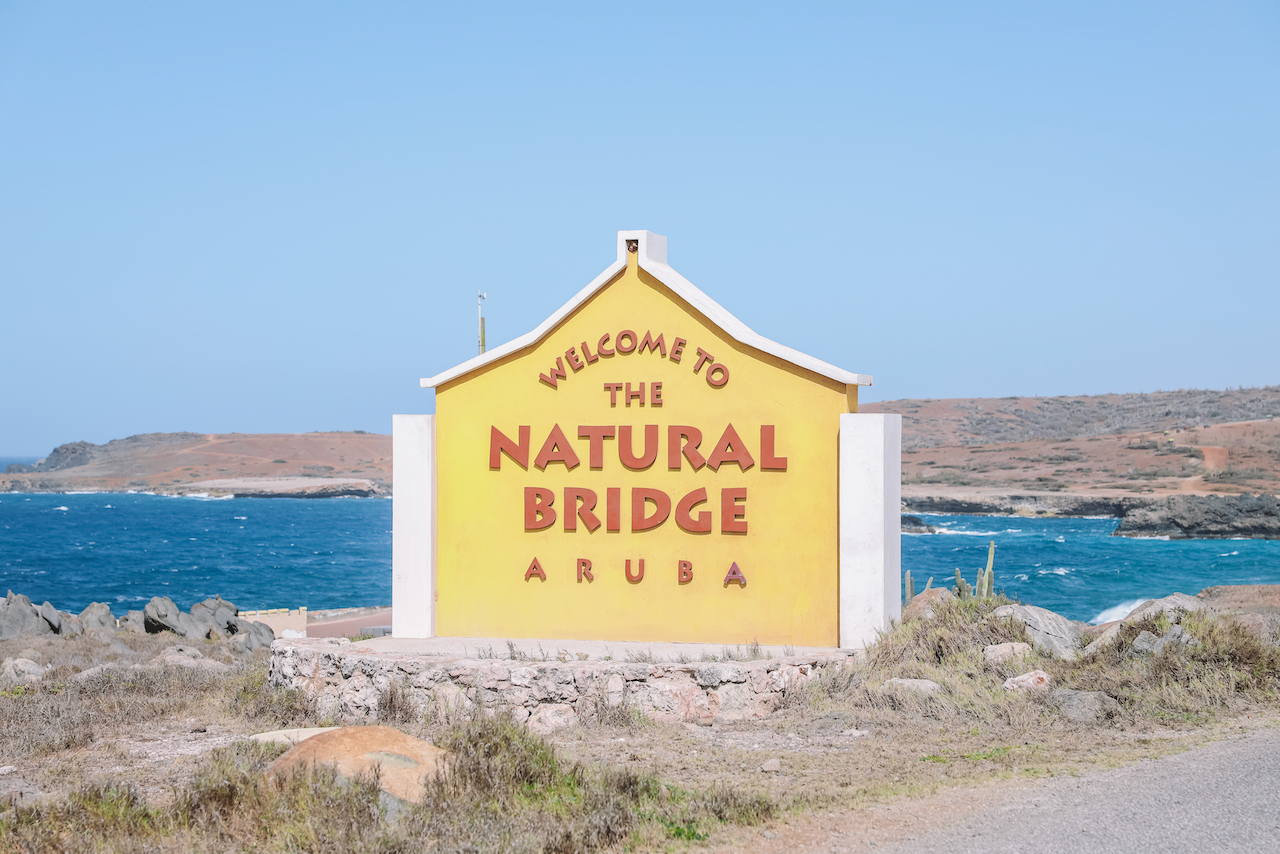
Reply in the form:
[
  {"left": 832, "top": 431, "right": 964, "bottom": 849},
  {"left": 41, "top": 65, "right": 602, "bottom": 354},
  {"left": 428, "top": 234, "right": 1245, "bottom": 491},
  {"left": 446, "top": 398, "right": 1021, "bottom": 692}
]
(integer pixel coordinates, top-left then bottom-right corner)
[{"left": 904, "top": 493, "right": 1280, "bottom": 539}]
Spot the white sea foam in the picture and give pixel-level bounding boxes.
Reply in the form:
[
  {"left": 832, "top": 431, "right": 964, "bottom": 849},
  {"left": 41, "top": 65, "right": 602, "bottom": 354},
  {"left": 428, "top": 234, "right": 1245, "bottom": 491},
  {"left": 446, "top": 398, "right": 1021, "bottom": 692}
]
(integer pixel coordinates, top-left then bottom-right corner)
[
  {"left": 1218, "top": 551, "right": 1240, "bottom": 557},
  {"left": 54, "top": 506, "right": 69, "bottom": 511},
  {"left": 1054, "top": 535, "right": 1065, "bottom": 543},
  {"left": 935, "top": 529, "right": 1001, "bottom": 536},
  {"left": 1014, "top": 573, "right": 1029, "bottom": 581},
  {"left": 1038, "top": 567, "right": 1071, "bottom": 576},
  {"left": 1091, "top": 599, "right": 1149, "bottom": 625},
  {"left": 234, "top": 516, "right": 247, "bottom": 521}
]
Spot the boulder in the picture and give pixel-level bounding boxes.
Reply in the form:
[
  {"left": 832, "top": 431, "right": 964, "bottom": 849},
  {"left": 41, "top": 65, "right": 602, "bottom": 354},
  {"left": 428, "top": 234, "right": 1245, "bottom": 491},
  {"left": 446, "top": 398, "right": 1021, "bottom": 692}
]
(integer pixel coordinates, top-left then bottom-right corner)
[
  {"left": 881, "top": 677, "right": 943, "bottom": 696},
  {"left": 901, "top": 515, "right": 938, "bottom": 534},
  {"left": 1131, "top": 630, "right": 1160, "bottom": 655},
  {"left": 0, "top": 591, "right": 54, "bottom": 640},
  {"left": 38, "top": 601, "right": 63, "bottom": 633},
  {"left": 78, "top": 603, "right": 116, "bottom": 633},
  {"left": 1082, "top": 623, "right": 1121, "bottom": 656},
  {"left": 267, "top": 726, "right": 449, "bottom": 804},
  {"left": 992, "top": 604, "right": 1085, "bottom": 660},
  {"left": 1231, "top": 613, "right": 1278, "bottom": 646},
  {"left": 1003, "top": 670, "right": 1051, "bottom": 692},
  {"left": 759, "top": 758, "right": 782, "bottom": 773},
  {"left": 143, "top": 596, "right": 207, "bottom": 640},
  {"left": 190, "top": 596, "right": 239, "bottom": 633},
  {"left": 984, "top": 642, "right": 1032, "bottom": 664},
  {"left": 228, "top": 616, "right": 276, "bottom": 651},
  {"left": 1, "top": 657, "right": 46, "bottom": 684},
  {"left": 250, "top": 727, "right": 339, "bottom": 748},
  {"left": 119, "top": 610, "right": 146, "bottom": 634},
  {"left": 1127, "top": 593, "right": 1206, "bottom": 624},
  {"left": 1052, "top": 689, "right": 1121, "bottom": 723},
  {"left": 902, "top": 587, "right": 954, "bottom": 622}
]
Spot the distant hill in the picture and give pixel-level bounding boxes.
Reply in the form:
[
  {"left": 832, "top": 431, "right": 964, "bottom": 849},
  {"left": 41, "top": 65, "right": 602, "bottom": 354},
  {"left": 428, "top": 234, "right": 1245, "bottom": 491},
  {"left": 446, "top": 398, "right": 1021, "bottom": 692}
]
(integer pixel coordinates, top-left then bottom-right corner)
[
  {"left": 1, "top": 432, "right": 391, "bottom": 497},
  {"left": 863, "top": 386, "right": 1280, "bottom": 449}
]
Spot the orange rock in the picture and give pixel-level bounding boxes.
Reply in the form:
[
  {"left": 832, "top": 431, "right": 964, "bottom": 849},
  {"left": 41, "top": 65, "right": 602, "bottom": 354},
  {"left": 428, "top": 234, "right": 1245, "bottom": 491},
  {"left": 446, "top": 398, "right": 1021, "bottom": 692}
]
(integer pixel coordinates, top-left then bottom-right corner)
[{"left": 267, "top": 725, "right": 448, "bottom": 804}]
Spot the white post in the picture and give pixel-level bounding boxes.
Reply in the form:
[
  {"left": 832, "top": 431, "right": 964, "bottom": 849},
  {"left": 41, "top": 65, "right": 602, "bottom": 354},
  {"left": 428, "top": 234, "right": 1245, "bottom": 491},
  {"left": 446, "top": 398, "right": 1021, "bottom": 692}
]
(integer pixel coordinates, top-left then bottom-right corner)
[
  {"left": 838, "top": 413, "right": 902, "bottom": 649},
  {"left": 392, "top": 414, "right": 436, "bottom": 638}
]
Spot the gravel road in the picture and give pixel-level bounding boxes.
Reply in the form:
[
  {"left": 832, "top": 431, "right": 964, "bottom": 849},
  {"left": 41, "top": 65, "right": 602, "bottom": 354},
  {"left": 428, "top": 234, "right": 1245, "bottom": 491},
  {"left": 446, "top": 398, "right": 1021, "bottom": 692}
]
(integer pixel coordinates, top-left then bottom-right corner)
[{"left": 877, "top": 726, "right": 1280, "bottom": 853}]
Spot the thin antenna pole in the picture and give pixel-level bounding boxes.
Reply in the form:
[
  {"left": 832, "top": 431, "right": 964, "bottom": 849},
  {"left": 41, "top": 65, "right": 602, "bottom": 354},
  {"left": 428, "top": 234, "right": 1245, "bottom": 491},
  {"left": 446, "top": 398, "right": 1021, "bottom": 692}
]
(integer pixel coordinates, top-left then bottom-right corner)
[{"left": 478, "top": 292, "right": 487, "bottom": 355}]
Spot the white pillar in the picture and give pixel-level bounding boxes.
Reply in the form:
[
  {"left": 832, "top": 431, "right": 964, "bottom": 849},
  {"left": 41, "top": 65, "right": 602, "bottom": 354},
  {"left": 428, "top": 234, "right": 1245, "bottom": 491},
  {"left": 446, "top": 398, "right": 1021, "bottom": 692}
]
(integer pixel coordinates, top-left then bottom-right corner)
[
  {"left": 838, "top": 413, "right": 902, "bottom": 649},
  {"left": 392, "top": 414, "right": 436, "bottom": 638}
]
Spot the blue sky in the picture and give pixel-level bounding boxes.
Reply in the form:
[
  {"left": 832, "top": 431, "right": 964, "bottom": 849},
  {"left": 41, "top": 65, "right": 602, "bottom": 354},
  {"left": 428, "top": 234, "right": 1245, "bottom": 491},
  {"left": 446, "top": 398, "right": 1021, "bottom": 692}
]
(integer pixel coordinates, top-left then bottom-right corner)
[{"left": 2, "top": 2, "right": 1277, "bottom": 455}]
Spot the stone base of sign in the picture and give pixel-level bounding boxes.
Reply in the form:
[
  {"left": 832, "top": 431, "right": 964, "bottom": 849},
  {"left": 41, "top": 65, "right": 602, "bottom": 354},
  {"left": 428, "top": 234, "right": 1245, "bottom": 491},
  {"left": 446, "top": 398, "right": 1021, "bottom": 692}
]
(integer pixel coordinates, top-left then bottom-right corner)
[{"left": 268, "top": 637, "right": 856, "bottom": 732}]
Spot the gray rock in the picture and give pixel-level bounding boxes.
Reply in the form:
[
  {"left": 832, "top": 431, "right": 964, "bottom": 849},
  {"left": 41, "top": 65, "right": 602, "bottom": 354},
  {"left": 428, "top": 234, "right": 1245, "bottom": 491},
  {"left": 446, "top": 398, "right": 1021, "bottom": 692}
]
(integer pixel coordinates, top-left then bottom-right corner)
[
  {"left": 119, "top": 610, "right": 146, "bottom": 634},
  {"left": 759, "top": 758, "right": 782, "bottom": 773},
  {"left": 1152, "top": 624, "right": 1197, "bottom": 655},
  {"left": 38, "top": 601, "right": 63, "bottom": 633},
  {"left": 992, "top": 604, "right": 1085, "bottom": 660},
  {"left": 78, "top": 602, "right": 115, "bottom": 633},
  {"left": 1, "top": 657, "right": 46, "bottom": 683},
  {"left": 1052, "top": 689, "right": 1121, "bottom": 723},
  {"left": 1127, "top": 593, "right": 1206, "bottom": 624},
  {"left": 0, "top": 591, "right": 55, "bottom": 640},
  {"left": 1083, "top": 623, "right": 1122, "bottom": 656},
  {"left": 151, "top": 654, "right": 230, "bottom": 673},
  {"left": 1131, "top": 630, "right": 1160, "bottom": 655},
  {"left": 161, "top": 645, "right": 205, "bottom": 659},
  {"left": 882, "top": 677, "right": 943, "bottom": 696},
  {"left": 228, "top": 617, "right": 276, "bottom": 651},
  {"left": 901, "top": 515, "right": 938, "bottom": 534},
  {"left": 143, "top": 596, "right": 207, "bottom": 640},
  {"left": 190, "top": 596, "right": 239, "bottom": 632}
]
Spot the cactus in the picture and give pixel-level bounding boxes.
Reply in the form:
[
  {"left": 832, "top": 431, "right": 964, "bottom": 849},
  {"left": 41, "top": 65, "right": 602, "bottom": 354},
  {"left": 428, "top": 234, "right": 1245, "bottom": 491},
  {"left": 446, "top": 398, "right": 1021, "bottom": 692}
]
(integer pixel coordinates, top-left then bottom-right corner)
[
  {"left": 905, "top": 569, "right": 915, "bottom": 603},
  {"left": 954, "top": 567, "right": 972, "bottom": 600},
  {"left": 981, "top": 540, "right": 997, "bottom": 598}
]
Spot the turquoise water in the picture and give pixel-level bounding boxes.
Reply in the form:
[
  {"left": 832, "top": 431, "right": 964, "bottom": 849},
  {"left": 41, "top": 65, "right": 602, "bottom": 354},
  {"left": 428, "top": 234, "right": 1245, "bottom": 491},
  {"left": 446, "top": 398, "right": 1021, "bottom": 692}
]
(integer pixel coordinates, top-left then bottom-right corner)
[
  {"left": 1, "top": 494, "right": 1277, "bottom": 623},
  {"left": 0, "top": 493, "right": 390, "bottom": 615},
  {"left": 906, "top": 514, "right": 1280, "bottom": 623}
]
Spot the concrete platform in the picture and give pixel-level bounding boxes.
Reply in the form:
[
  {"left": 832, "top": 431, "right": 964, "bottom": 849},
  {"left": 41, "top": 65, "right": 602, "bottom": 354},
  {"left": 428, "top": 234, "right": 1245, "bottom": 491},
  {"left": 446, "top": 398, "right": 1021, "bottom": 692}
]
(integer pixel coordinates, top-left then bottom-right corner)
[{"left": 268, "top": 635, "right": 857, "bottom": 731}]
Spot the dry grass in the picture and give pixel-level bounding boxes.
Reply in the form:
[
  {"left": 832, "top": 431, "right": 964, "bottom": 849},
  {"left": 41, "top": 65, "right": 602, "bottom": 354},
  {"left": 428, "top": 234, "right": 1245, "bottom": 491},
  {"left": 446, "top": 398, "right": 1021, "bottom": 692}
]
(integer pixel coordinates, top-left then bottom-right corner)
[{"left": 3, "top": 603, "right": 1278, "bottom": 852}]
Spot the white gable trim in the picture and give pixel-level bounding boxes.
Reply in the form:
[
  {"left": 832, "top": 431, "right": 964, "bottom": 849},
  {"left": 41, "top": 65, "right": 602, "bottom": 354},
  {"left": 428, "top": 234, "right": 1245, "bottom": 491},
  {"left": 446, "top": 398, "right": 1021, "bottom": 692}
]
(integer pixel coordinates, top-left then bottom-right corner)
[{"left": 420, "top": 230, "right": 872, "bottom": 389}]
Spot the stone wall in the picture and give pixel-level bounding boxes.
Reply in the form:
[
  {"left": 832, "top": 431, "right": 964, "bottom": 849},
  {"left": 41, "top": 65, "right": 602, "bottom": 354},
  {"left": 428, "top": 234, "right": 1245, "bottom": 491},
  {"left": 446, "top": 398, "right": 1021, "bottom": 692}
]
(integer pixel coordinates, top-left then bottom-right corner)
[{"left": 268, "top": 638, "right": 855, "bottom": 732}]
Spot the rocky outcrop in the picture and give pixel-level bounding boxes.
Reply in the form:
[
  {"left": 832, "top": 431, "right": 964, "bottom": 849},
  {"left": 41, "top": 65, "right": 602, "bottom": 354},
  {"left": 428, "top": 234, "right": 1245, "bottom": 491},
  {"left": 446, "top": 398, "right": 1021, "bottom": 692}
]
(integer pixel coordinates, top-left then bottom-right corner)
[
  {"left": 904, "top": 494, "right": 1143, "bottom": 518},
  {"left": 1112, "top": 494, "right": 1280, "bottom": 539},
  {"left": 142, "top": 595, "right": 275, "bottom": 648},
  {"left": 268, "top": 638, "right": 851, "bottom": 730},
  {"left": 901, "top": 515, "right": 938, "bottom": 533},
  {"left": 0, "top": 592, "right": 56, "bottom": 640},
  {"left": 902, "top": 587, "right": 954, "bottom": 622},
  {"left": 992, "top": 604, "right": 1087, "bottom": 659}
]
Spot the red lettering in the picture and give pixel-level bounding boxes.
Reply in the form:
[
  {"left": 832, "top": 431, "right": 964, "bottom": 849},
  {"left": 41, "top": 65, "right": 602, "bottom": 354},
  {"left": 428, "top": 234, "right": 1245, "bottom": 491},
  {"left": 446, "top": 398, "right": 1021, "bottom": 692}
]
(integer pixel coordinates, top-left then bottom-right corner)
[
  {"left": 533, "top": 424, "right": 581, "bottom": 470},
  {"left": 692, "top": 347, "right": 714, "bottom": 374},
  {"left": 597, "top": 333, "right": 615, "bottom": 357},
  {"left": 538, "top": 357, "right": 568, "bottom": 389},
  {"left": 706, "top": 363, "right": 729, "bottom": 388},
  {"left": 577, "top": 426, "right": 615, "bottom": 468},
  {"left": 619, "top": 424, "right": 659, "bottom": 469},
  {"left": 675, "top": 487, "right": 712, "bottom": 533},
  {"left": 580, "top": 340, "right": 599, "bottom": 364},
  {"left": 604, "top": 382, "right": 623, "bottom": 405},
  {"left": 678, "top": 560, "right": 693, "bottom": 584},
  {"left": 638, "top": 330, "right": 666, "bottom": 357},
  {"left": 616, "top": 330, "right": 637, "bottom": 354},
  {"left": 625, "top": 382, "right": 644, "bottom": 406},
  {"left": 564, "top": 487, "right": 600, "bottom": 533},
  {"left": 760, "top": 425, "right": 788, "bottom": 471},
  {"left": 606, "top": 487, "right": 621, "bottom": 532},
  {"left": 706, "top": 424, "right": 756, "bottom": 471},
  {"left": 631, "top": 487, "right": 671, "bottom": 532},
  {"left": 721, "top": 488, "right": 747, "bottom": 534},
  {"left": 670, "top": 337, "right": 687, "bottom": 362},
  {"left": 577, "top": 558, "right": 594, "bottom": 582},
  {"left": 489, "top": 425, "right": 530, "bottom": 469},
  {"left": 667, "top": 426, "right": 706, "bottom": 470},
  {"left": 651, "top": 382, "right": 663, "bottom": 406},
  {"left": 525, "top": 557, "right": 547, "bottom": 581},
  {"left": 625, "top": 558, "right": 645, "bottom": 583},
  {"left": 723, "top": 562, "right": 746, "bottom": 586},
  {"left": 565, "top": 347, "right": 585, "bottom": 371},
  {"left": 524, "top": 488, "right": 556, "bottom": 530}
]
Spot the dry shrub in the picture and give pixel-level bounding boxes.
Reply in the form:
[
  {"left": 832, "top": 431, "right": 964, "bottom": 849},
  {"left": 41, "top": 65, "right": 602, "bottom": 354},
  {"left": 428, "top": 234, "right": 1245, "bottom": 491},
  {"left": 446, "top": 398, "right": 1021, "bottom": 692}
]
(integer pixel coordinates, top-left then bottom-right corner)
[
  {"left": 0, "top": 665, "right": 227, "bottom": 758},
  {"left": 231, "top": 659, "right": 321, "bottom": 728},
  {"left": 376, "top": 678, "right": 418, "bottom": 725}
]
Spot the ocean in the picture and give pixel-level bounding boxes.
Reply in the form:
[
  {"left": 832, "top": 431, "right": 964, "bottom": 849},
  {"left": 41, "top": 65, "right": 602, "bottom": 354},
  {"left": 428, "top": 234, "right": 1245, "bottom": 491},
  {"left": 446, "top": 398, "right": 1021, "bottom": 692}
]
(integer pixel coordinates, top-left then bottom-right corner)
[{"left": 1, "top": 494, "right": 1278, "bottom": 624}]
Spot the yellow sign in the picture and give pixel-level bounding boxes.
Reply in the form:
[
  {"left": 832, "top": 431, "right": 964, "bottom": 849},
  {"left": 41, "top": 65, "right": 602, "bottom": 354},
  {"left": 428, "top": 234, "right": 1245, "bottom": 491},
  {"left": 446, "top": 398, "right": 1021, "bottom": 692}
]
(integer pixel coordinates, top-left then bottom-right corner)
[{"left": 426, "top": 233, "right": 869, "bottom": 646}]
